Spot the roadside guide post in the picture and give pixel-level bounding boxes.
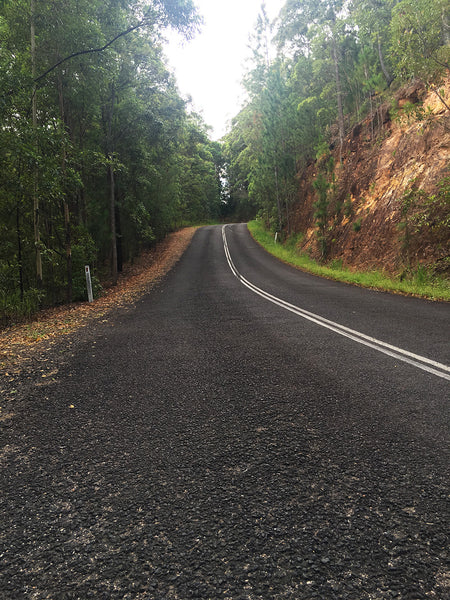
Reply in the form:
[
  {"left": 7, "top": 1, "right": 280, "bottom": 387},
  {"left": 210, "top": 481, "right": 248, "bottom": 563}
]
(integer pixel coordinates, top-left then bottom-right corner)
[{"left": 85, "top": 265, "right": 94, "bottom": 303}]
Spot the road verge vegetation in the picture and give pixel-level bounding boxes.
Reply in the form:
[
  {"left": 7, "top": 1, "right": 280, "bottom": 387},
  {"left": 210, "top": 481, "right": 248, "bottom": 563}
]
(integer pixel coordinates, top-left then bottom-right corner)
[
  {"left": 247, "top": 221, "right": 450, "bottom": 302},
  {"left": 0, "top": 227, "right": 198, "bottom": 374}
]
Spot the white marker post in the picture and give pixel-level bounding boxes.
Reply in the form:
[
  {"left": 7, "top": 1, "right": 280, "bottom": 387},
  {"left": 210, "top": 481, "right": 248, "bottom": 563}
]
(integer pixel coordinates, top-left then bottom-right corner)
[{"left": 85, "top": 265, "right": 94, "bottom": 303}]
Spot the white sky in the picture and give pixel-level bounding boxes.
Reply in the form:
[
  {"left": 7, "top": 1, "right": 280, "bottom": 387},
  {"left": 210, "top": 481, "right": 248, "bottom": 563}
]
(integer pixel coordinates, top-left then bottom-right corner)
[{"left": 164, "top": 0, "right": 285, "bottom": 140}]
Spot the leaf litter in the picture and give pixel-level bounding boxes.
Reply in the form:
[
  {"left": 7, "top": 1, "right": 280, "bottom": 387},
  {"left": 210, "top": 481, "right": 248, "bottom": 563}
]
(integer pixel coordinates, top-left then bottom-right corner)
[{"left": 0, "top": 227, "right": 197, "bottom": 382}]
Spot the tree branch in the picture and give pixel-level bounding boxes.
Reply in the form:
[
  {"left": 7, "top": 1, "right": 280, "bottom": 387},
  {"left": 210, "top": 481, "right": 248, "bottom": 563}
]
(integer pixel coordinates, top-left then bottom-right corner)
[
  {"left": 430, "top": 84, "right": 450, "bottom": 112},
  {"left": 34, "top": 22, "right": 144, "bottom": 84}
]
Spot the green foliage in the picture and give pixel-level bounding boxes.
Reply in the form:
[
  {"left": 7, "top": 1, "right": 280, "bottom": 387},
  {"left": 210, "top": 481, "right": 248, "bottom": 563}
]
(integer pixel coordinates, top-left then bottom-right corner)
[
  {"left": 410, "top": 176, "right": 450, "bottom": 234},
  {"left": 315, "top": 141, "right": 330, "bottom": 162},
  {"left": 225, "top": 0, "right": 449, "bottom": 236},
  {"left": 391, "top": 98, "right": 435, "bottom": 126},
  {"left": 284, "top": 231, "right": 305, "bottom": 252},
  {"left": 343, "top": 197, "right": 354, "bottom": 218},
  {"left": 0, "top": 288, "right": 45, "bottom": 323},
  {"left": 397, "top": 176, "right": 450, "bottom": 268},
  {"left": 329, "top": 258, "right": 344, "bottom": 270},
  {"left": 353, "top": 218, "right": 363, "bottom": 232},
  {"left": 70, "top": 227, "right": 102, "bottom": 302},
  {"left": 0, "top": 0, "right": 223, "bottom": 322},
  {"left": 390, "top": 0, "right": 450, "bottom": 82},
  {"left": 412, "top": 264, "right": 431, "bottom": 286},
  {"left": 248, "top": 220, "right": 450, "bottom": 301},
  {"left": 398, "top": 181, "right": 425, "bottom": 266}
]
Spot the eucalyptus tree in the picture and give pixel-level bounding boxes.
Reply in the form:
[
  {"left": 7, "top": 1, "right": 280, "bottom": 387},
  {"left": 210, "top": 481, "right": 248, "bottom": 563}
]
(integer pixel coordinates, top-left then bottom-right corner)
[
  {"left": 390, "top": 0, "right": 450, "bottom": 108},
  {"left": 175, "top": 113, "right": 222, "bottom": 224},
  {"left": 277, "top": 0, "right": 354, "bottom": 155},
  {"left": 70, "top": 0, "right": 200, "bottom": 285},
  {"left": 0, "top": 0, "right": 77, "bottom": 303},
  {"left": 226, "top": 4, "right": 312, "bottom": 227},
  {"left": 242, "top": 6, "right": 285, "bottom": 229},
  {"left": 1, "top": 0, "right": 224, "bottom": 319},
  {"left": 258, "top": 60, "right": 300, "bottom": 231},
  {"left": 351, "top": 0, "right": 398, "bottom": 87},
  {"left": 223, "top": 106, "right": 258, "bottom": 222}
]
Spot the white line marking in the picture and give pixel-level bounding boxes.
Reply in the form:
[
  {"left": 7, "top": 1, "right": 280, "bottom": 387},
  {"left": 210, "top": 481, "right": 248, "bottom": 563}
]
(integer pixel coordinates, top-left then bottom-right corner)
[{"left": 222, "top": 225, "right": 450, "bottom": 381}]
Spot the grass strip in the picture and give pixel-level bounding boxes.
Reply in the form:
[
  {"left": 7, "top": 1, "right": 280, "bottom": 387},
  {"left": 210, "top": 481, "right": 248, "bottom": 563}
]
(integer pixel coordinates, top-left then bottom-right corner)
[{"left": 247, "top": 220, "right": 450, "bottom": 302}]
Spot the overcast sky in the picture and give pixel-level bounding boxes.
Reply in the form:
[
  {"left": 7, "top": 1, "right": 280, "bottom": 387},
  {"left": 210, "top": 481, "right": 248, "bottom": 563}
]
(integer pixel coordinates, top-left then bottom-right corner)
[{"left": 164, "top": 0, "right": 285, "bottom": 140}]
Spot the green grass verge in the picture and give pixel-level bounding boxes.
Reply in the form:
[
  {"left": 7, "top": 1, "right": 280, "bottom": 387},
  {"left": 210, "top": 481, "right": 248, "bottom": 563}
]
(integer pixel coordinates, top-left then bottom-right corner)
[{"left": 247, "top": 220, "right": 450, "bottom": 302}]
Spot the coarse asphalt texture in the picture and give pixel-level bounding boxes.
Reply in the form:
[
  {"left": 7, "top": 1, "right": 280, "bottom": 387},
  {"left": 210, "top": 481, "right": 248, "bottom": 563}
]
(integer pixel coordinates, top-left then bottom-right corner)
[{"left": 1, "top": 224, "right": 449, "bottom": 599}]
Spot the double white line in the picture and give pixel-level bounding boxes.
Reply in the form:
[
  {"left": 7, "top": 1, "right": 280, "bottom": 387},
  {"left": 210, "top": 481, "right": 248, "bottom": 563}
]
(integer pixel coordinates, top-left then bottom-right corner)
[{"left": 222, "top": 225, "right": 450, "bottom": 382}]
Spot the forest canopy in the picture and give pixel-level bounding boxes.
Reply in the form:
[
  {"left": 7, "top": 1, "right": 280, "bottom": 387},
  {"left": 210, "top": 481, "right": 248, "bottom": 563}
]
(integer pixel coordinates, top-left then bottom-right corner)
[
  {"left": 1, "top": 0, "right": 449, "bottom": 321},
  {"left": 223, "top": 0, "right": 450, "bottom": 229},
  {"left": 0, "top": 0, "right": 224, "bottom": 319}
]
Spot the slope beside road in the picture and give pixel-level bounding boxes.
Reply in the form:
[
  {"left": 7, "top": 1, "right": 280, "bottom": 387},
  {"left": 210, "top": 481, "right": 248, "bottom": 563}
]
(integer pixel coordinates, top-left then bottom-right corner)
[{"left": 1, "top": 224, "right": 449, "bottom": 599}]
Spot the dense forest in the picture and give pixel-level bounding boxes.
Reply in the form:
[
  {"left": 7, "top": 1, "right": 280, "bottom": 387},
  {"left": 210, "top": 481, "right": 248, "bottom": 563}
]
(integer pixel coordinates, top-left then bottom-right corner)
[
  {"left": 224, "top": 0, "right": 450, "bottom": 254},
  {"left": 0, "top": 0, "right": 225, "bottom": 319},
  {"left": 1, "top": 0, "right": 449, "bottom": 321}
]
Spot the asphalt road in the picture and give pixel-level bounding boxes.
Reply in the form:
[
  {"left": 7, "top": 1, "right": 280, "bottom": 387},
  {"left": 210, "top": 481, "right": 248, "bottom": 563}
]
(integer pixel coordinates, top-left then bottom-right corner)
[{"left": 1, "top": 223, "right": 449, "bottom": 599}]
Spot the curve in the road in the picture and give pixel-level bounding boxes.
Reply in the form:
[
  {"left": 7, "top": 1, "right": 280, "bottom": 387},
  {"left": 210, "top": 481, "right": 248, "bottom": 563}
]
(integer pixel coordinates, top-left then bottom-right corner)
[{"left": 222, "top": 225, "right": 450, "bottom": 382}]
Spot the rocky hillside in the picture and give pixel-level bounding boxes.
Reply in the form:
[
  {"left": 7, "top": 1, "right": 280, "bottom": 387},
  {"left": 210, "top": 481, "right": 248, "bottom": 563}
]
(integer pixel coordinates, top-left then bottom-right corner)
[{"left": 292, "top": 78, "right": 450, "bottom": 276}]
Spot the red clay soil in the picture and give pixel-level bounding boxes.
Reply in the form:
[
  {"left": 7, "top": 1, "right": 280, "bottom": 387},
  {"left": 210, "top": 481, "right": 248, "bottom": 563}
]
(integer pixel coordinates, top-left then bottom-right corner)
[{"left": 291, "top": 78, "right": 450, "bottom": 275}]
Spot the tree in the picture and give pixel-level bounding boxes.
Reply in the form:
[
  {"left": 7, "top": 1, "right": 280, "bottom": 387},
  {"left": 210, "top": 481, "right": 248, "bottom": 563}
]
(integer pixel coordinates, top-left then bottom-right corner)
[
  {"left": 0, "top": 0, "right": 222, "bottom": 321},
  {"left": 277, "top": 0, "right": 348, "bottom": 153},
  {"left": 225, "top": 0, "right": 450, "bottom": 251},
  {"left": 351, "top": 0, "right": 398, "bottom": 87},
  {"left": 390, "top": 0, "right": 450, "bottom": 105}
]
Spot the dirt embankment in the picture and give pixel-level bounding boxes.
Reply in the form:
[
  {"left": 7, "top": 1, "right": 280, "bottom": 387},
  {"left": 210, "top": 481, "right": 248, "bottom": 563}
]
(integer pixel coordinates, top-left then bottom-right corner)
[{"left": 292, "top": 79, "right": 450, "bottom": 275}]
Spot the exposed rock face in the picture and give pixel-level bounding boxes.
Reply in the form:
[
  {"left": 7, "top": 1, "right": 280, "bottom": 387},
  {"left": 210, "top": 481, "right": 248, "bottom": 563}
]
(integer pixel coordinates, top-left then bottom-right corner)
[{"left": 292, "top": 79, "right": 450, "bottom": 275}]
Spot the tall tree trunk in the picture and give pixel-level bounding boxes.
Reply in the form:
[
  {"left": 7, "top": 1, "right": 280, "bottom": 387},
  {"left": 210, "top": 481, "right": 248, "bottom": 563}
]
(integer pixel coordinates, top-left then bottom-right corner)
[
  {"left": 31, "top": 0, "right": 43, "bottom": 288},
  {"left": 64, "top": 200, "right": 72, "bottom": 301},
  {"left": 108, "top": 164, "right": 118, "bottom": 285},
  {"left": 106, "top": 84, "right": 118, "bottom": 286},
  {"left": 115, "top": 203, "right": 123, "bottom": 273},
  {"left": 57, "top": 71, "right": 73, "bottom": 302},
  {"left": 285, "top": 191, "right": 291, "bottom": 235},
  {"left": 377, "top": 36, "right": 393, "bottom": 87},
  {"left": 364, "top": 64, "right": 375, "bottom": 140},
  {"left": 442, "top": 8, "right": 450, "bottom": 45},
  {"left": 274, "top": 165, "right": 282, "bottom": 232},
  {"left": 331, "top": 36, "right": 345, "bottom": 160},
  {"left": 17, "top": 204, "right": 24, "bottom": 301}
]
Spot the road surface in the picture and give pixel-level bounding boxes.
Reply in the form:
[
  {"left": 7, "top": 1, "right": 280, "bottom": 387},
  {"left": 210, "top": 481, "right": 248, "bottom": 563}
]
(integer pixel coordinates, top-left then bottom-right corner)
[{"left": 1, "top": 224, "right": 449, "bottom": 599}]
